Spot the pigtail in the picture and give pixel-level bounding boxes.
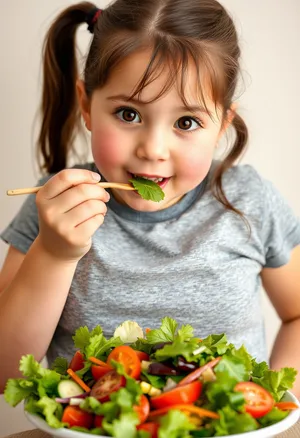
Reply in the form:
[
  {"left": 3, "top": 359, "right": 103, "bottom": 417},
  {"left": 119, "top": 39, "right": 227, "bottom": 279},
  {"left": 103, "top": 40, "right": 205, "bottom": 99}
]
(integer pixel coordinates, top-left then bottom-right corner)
[
  {"left": 211, "top": 113, "right": 249, "bottom": 222},
  {"left": 37, "top": 2, "right": 97, "bottom": 174}
]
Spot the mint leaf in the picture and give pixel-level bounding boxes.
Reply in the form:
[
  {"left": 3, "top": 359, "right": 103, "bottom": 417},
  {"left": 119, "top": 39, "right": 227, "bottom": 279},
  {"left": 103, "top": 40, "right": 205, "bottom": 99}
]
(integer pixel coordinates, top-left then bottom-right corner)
[{"left": 129, "top": 177, "right": 165, "bottom": 202}]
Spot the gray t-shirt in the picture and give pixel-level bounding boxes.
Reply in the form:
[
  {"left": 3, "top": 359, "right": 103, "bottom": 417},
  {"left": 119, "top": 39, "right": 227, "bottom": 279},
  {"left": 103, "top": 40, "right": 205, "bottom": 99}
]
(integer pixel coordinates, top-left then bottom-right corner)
[{"left": 2, "top": 162, "right": 300, "bottom": 366}]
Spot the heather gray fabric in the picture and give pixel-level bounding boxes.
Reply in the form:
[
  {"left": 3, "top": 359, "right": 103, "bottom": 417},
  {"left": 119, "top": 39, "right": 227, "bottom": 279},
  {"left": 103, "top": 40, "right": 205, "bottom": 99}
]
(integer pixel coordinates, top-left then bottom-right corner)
[{"left": 2, "top": 162, "right": 300, "bottom": 366}]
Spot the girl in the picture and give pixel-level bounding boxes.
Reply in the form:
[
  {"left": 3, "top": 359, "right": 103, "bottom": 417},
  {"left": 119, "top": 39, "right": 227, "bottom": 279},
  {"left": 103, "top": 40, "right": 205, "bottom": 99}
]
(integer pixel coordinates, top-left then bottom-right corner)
[{"left": 0, "top": 0, "right": 300, "bottom": 396}]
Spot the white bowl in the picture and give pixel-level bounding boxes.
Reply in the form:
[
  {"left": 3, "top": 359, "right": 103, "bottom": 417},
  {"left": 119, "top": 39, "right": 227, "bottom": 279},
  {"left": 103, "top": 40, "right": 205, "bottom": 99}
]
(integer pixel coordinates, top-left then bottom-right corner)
[{"left": 25, "top": 390, "right": 300, "bottom": 438}]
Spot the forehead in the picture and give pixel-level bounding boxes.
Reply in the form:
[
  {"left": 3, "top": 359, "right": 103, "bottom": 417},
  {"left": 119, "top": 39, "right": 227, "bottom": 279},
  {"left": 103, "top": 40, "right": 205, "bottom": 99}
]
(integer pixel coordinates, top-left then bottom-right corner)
[{"left": 101, "top": 48, "right": 215, "bottom": 108}]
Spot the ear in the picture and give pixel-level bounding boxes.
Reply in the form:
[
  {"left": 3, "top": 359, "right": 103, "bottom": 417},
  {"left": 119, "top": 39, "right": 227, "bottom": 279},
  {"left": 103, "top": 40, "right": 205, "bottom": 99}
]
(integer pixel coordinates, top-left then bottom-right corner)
[
  {"left": 218, "top": 102, "right": 238, "bottom": 140},
  {"left": 76, "top": 79, "right": 91, "bottom": 131}
]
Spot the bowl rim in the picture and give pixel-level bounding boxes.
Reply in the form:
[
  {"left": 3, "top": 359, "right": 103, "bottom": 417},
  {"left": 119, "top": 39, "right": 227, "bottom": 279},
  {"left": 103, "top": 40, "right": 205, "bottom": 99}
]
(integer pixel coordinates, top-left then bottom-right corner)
[{"left": 24, "top": 390, "right": 300, "bottom": 438}]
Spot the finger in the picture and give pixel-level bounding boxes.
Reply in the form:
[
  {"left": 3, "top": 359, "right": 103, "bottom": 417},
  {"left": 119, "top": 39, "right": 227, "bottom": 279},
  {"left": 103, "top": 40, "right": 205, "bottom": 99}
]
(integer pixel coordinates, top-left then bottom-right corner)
[
  {"left": 39, "top": 169, "right": 101, "bottom": 200},
  {"left": 48, "top": 183, "right": 110, "bottom": 215},
  {"left": 63, "top": 199, "right": 107, "bottom": 228},
  {"left": 75, "top": 214, "right": 106, "bottom": 240}
]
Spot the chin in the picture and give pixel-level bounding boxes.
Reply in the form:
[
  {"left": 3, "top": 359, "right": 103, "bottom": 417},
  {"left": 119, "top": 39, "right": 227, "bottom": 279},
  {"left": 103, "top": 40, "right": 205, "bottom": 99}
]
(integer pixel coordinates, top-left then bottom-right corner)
[{"left": 125, "top": 197, "right": 167, "bottom": 212}]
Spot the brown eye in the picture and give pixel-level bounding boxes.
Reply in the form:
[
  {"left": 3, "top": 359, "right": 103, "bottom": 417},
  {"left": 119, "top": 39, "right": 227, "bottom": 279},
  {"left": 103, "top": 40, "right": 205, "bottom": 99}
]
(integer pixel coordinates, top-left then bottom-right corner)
[
  {"left": 176, "top": 117, "right": 201, "bottom": 131},
  {"left": 116, "top": 108, "right": 141, "bottom": 123}
]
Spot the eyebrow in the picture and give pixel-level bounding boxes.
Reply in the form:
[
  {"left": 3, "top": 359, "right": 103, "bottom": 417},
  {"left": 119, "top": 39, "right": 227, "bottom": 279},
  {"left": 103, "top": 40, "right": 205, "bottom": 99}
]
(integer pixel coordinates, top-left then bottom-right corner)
[{"left": 107, "top": 94, "right": 211, "bottom": 115}]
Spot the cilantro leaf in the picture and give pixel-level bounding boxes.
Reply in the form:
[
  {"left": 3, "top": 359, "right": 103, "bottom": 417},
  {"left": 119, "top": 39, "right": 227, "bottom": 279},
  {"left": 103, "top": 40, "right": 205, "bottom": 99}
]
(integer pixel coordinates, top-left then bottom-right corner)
[
  {"left": 72, "top": 326, "right": 92, "bottom": 350},
  {"left": 51, "top": 357, "right": 69, "bottom": 375},
  {"left": 129, "top": 177, "right": 165, "bottom": 202},
  {"left": 4, "top": 379, "right": 36, "bottom": 407},
  {"left": 34, "top": 396, "right": 65, "bottom": 429},
  {"left": 214, "top": 355, "right": 249, "bottom": 382},
  {"left": 146, "top": 317, "right": 178, "bottom": 344},
  {"left": 154, "top": 336, "right": 199, "bottom": 362}
]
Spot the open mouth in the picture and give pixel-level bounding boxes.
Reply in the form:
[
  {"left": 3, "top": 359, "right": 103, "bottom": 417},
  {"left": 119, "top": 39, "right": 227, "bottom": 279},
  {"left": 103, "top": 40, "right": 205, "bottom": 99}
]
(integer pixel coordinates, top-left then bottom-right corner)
[{"left": 128, "top": 172, "right": 170, "bottom": 189}]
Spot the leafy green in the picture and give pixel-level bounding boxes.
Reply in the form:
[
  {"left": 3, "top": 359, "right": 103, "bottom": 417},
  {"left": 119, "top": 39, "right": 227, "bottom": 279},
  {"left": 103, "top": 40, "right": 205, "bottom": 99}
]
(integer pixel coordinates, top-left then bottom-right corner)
[
  {"left": 257, "top": 407, "right": 289, "bottom": 427},
  {"left": 212, "top": 406, "right": 258, "bottom": 435},
  {"left": 129, "top": 177, "right": 165, "bottom": 202},
  {"left": 154, "top": 336, "right": 199, "bottom": 362},
  {"left": 252, "top": 361, "right": 297, "bottom": 402},
  {"left": 51, "top": 357, "right": 69, "bottom": 375},
  {"left": 25, "top": 396, "right": 65, "bottom": 429},
  {"left": 4, "top": 355, "right": 61, "bottom": 406},
  {"left": 141, "top": 371, "right": 166, "bottom": 389},
  {"left": 158, "top": 409, "right": 196, "bottom": 438}
]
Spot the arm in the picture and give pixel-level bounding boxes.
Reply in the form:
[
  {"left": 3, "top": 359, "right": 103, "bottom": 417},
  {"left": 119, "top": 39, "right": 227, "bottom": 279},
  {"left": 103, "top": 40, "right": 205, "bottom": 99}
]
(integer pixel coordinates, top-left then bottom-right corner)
[
  {"left": 0, "top": 239, "right": 77, "bottom": 392},
  {"left": 261, "top": 245, "right": 300, "bottom": 398}
]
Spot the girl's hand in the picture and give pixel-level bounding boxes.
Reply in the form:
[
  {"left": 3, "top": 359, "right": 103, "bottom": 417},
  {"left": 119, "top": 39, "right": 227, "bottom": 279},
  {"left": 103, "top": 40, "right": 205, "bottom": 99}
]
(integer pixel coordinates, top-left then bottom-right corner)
[{"left": 36, "top": 169, "right": 109, "bottom": 261}]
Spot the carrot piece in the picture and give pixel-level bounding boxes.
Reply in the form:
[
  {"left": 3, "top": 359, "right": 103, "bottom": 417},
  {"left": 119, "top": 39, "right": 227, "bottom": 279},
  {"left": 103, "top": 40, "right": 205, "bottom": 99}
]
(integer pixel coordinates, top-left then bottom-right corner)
[
  {"left": 148, "top": 404, "right": 220, "bottom": 420},
  {"left": 275, "top": 402, "right": 299, "bottom": 411},
  {"left": 145, "top": 328, "right": 151, "bottom": 334},
  {"left": 88, "top": 356, "right": 109, "bottom": 367},
  {"left": 67, "top": 368, "right": 91, "bottom": 393}
]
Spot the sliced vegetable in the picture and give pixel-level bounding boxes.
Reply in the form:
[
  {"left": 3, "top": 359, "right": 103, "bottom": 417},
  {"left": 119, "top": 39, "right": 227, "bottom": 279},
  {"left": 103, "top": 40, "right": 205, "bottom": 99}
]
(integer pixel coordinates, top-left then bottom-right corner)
[
  {"left": 90, "top": 370, "right": 126, "bottom": 402},
  {"left": 235, "top": 381, "right": 274, "bottom": 418},
  {"left": 107, "top": 346, "right": 141, "bottom": 379},
  {"left": 94, "top": 415, "right": 104, "bottom": 428},
  {"left": 134, "top": 394, "right": 150, "bottom": 424},
  {"left": 55, "top": 393, "right": 88, "bottom": 404},
  {"left": 137, "top": 422, "right": 159, "bottom": 437},
  {"left": 69, "top": 351, "right": 85, "bottom": 372},
  {"left": 114, "top": 320, "right": 144, "bottom": 343},
  {"left": 61, "top": 406, "right": 94, "bottom": 429},
  {"left": 67, "top": 369, "right": 91, "bottom": 393},
  {"left": 148, "top": 362, "right": 179, "bottom": 376},
  {"left": 91, "top": 364, "right": 113, "bottom": 381},
  {"left": 140, "top": 381, "right": 162, "bottom": 397},
  {"left": 151, "top": 381, "right": 202, "bottom": 410},
  {"left": 178, "top": 357, "right": 222, "bottom": 386},
  {"left": 89, "top": 356, "right": 109, "bottom": 367},
  {"left": 57, "top": 380, "right": 84, "bottom": 399},
  {"left": 176, "top": 356, "right": 198, "bottom": 372},
  {"left": 148, "top": 404, "right": 220, "bottom": 420},
  {"left": 135, "top": 351, "right": 150, "bottom": 362},
  {"left": 275, "top": 402, "right": 299, "bottom": 411}
]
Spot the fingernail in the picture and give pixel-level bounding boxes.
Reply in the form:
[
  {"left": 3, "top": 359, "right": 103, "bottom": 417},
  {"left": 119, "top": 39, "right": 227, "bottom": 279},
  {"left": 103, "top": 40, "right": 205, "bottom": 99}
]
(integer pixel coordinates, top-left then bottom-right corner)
[{"left": 92, "top": 172, "right": 101, "bottom": 181}]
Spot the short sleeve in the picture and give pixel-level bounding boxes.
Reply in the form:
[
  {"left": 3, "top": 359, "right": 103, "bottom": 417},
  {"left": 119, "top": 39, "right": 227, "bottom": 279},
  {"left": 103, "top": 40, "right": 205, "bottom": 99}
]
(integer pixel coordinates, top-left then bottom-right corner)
[
  {"left": 1, "top": 176, "right": 51, "bottom": 254},
  {"left": 261, "top": 179, "right": 300, "bottom": 268}
]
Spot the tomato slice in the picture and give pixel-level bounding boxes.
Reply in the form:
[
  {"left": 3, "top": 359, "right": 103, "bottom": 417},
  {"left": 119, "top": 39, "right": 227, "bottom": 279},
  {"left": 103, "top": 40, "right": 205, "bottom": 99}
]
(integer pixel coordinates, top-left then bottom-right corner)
[
  {"left": 151, "top": 381, "right": 202, "bottom": 410},
  {"left": 235, "top": 382, "right": 274, "bottom": 418},
  {"left": 135, "top": 351, "right": 150, "bottom": 362},
  {"left": 134, "top": 394, "right": 150, "bottom": 424},
  {"left": 178, "top": 357, "right": 221, "bottom": 386},
  {"left": 107, "top": 346, "right": 141, "bottom": 379},
  {"left": 62, "top": 406, "right": 93, "bottom": 429},
  {"left": 90, "top": 370, "right": 126, "bottom": 402},
  {"left": 94, "top": 415, "right": 104, "bottom": 428},
  {"left": 137, "top": 422, "right": 159, "bottom": 438},
  {"left": 91, "top": 364, "right": 113, "bottom": 381},
  {"left": 69, "top": 351, "right": 85, "bottom": 372},
  {"left": 275, "top": 402, "right": 299, "bottom": 411}
]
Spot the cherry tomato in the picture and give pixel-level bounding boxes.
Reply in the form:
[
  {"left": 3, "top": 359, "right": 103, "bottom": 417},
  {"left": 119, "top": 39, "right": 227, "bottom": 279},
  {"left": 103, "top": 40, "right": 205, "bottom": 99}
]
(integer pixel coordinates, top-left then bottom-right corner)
[
  {"left": 107, "top": 346, "right": 141, "bottom": 379},
  {"left": 90, "top": 370, "right": 126, "bottom": 402},
  {"left": 69, "top": 351, "right": 85, "bottom": 372},
  {"left": 91, "top": 364, "right": 113, "bottom": 380},
  {"left": 135, "top": 351, "right": 150, "bottom": 362},
  {"left": 151, "top": 381, "right": 202, "bottom": 410},
  {"left": 179, "top": 357, "right": 221, "bottom": 386},
  {"left": 134, "top": 395, "right": 150, "bottom": 424},
  {"left": 62, "top": 406, "right": 93, "bottom": 429},
  {"left": 94, "top": 415, "right": 104, "bottom": 428},
  {"left": 137, "top": 422, "right": 159, "bottom": 438},
  {"left": 235, "top": 382, "right": 274, "bottom": 418}
]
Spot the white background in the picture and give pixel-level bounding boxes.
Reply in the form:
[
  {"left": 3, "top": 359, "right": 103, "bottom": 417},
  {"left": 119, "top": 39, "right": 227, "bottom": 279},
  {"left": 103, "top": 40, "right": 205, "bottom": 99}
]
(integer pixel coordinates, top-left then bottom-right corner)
[{"left": 0, "top": 0, "right": 299, "bottom": 435}]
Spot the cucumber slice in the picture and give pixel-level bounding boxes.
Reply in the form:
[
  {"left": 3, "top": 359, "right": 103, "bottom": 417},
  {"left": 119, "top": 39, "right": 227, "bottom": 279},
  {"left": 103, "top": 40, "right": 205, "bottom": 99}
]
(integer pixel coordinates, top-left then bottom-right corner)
[{"left": 57, "top": 380, "right": 84, "bottom": 398}]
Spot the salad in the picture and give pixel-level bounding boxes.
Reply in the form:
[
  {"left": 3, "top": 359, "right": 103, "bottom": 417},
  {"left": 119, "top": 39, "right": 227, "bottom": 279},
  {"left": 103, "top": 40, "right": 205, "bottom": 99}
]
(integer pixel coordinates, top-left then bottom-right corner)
[{"left": 4, "top": 317, "right": 299, "bottom": 437}]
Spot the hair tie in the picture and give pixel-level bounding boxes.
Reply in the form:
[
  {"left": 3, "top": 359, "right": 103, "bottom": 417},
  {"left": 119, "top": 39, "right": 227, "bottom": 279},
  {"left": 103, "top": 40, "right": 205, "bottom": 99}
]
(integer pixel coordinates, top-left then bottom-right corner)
[{"left": 86, "top": 8, "right": 102, "bottom": 34}]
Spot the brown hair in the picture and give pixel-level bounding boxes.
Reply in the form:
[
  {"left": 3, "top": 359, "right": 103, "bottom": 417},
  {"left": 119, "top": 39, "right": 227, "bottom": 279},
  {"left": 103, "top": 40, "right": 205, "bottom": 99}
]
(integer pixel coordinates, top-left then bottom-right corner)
[{"left": 38, "top": 0, "right": 248, "bottom": 217}]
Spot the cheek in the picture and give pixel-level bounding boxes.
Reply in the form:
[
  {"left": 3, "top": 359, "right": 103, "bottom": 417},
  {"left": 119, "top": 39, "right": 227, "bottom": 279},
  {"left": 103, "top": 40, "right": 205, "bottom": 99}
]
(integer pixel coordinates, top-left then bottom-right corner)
[
  {"left": 177, "top": 143, "right": 215, "bottom": 184},
  {"left": 91, "top": 127, "right": 123, "bottom": 169}
]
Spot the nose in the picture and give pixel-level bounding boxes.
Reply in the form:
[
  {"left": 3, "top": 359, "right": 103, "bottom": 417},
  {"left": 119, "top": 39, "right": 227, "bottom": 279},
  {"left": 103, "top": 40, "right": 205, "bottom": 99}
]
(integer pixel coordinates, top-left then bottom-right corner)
[{"left": 136, "top": 128, "right": 170, "bottom": 161}]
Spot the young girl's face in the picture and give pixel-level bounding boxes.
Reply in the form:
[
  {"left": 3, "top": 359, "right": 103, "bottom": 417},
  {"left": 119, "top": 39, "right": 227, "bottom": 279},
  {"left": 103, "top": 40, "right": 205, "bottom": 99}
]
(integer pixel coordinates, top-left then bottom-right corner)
[{"left": 80, "top": 50, "right": 229, "bottom": 211}]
